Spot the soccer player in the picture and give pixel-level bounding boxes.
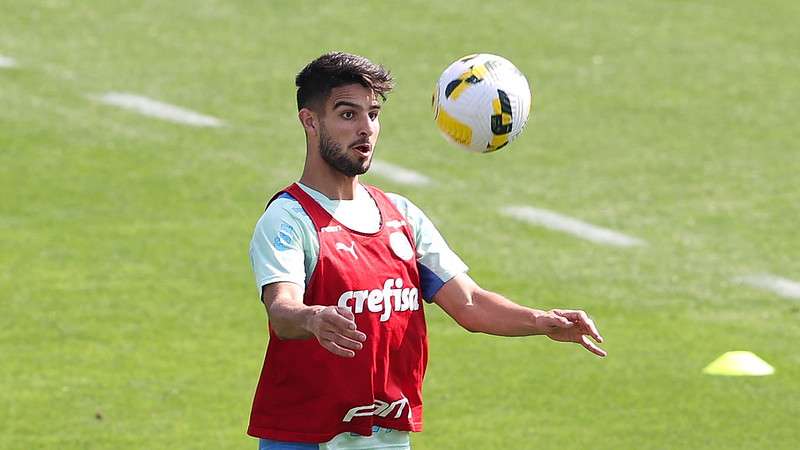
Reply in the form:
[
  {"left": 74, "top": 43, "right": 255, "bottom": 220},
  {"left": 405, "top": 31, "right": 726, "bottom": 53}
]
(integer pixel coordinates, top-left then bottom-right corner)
[{"left": 248, "top": 52, "right": 606, "bottom": 450}]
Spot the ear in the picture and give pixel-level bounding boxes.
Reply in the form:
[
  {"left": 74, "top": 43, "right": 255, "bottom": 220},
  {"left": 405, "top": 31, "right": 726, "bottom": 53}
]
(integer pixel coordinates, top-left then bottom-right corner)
[{"left": 298, "top": 108, "right": 318, "bottom": 136}]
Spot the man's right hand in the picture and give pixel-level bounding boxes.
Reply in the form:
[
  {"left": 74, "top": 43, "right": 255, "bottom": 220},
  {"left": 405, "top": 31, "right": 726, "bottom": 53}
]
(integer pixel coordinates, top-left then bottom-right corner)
[{"left": 305, "top": 306, "right": 367, "bottom": 358}]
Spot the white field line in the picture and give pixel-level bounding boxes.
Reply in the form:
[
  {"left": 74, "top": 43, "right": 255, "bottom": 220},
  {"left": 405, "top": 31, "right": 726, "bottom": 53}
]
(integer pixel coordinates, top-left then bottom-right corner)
[
  {"left": 501, "top": 205, "right": 645, "bottom": 247},
  {"left": 0, "top": 55, "right": 18, "bottom": 68},
  {"left": 24, "top": 92, "right": 170, "bottom": 142},
  {"left": 92, "top": 92, "right": 223, "bottom": 127},
  {"left": 369, "top": 160, "right": 432, "bottom": 186},
  {"left": 734, "top": 274, "right": 800, "bottom": 299}
]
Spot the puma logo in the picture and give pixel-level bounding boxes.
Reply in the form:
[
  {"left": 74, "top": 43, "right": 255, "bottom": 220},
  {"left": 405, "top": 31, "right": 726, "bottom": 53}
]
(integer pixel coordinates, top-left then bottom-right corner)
[{"left": 335, "top": 241, "right": 358, "bottom": 260}]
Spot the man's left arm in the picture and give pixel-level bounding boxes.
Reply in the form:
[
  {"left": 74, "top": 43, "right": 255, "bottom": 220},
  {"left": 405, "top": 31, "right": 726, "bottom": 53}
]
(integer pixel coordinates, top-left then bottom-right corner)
[{"left": 433, "top": 273, "right": 607, "bottom": 357}]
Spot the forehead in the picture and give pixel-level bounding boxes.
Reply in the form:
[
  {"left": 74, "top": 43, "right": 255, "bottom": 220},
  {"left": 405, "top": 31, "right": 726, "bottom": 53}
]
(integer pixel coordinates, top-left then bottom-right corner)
[{"left": 326, "top": 84, "right": 380, "bottom": 109}]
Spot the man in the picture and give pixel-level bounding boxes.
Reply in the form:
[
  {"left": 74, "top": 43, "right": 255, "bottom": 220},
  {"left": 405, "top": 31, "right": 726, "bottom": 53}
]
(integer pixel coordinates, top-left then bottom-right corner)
[{"left": 248, "top": 52, "right": 605, "bottom": 450}]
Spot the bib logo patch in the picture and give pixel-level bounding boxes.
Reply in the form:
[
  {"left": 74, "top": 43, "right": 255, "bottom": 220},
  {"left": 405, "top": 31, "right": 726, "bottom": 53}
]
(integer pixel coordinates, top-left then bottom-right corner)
[
  {"left": 389, "top": 231, "right": 414, "bottom": 261},
  {"left": 343, "top": 397, "right": 411, "bottom": 422},
  {"left": 337, "top": 278, "right": 420, "bottom": 322},
  {"left": 335, "top": 240, "right": 358, "bottom": 260}
]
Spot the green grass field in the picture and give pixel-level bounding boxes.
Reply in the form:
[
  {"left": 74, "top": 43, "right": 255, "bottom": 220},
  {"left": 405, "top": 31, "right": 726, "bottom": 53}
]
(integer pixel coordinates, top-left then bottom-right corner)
[{"left": 2, "top": 1, "right": 799, "bottom": 448}]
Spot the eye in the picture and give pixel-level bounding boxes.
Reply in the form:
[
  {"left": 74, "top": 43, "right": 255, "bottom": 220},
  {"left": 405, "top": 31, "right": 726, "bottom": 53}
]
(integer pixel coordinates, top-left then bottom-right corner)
[
  {"left": 369, "top": 111, "right": 379, "bottom": 120},
  {"left": 341, "top": 111, "right": 354, "bottom": 120}
]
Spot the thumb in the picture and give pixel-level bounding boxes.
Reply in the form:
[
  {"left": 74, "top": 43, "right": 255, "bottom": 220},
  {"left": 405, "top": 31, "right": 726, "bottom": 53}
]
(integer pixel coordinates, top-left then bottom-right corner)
[
  {"left": 540, "top": 313, "right": 573, "bottom": 329},
  {"left": 552, "top": 315, "right": 574, "bottom": 327}
]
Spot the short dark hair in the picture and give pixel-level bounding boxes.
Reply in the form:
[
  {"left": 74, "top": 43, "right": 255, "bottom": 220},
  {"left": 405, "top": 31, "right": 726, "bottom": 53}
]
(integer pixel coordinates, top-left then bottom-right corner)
[{"left": 295, "top": 52, "right": 394, "bottom": 111}]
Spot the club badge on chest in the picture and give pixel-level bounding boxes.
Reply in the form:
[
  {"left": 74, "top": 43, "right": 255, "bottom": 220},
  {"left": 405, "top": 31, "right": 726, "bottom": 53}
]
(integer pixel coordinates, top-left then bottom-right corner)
[{"left": 389, "top": 232, "right": 414, "bottom": 261}]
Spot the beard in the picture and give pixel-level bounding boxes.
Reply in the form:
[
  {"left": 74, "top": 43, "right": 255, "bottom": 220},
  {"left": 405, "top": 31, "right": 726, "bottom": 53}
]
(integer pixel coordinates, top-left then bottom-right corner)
[{"left": 319, "top": 126, "right": 371, "bottom": 177}]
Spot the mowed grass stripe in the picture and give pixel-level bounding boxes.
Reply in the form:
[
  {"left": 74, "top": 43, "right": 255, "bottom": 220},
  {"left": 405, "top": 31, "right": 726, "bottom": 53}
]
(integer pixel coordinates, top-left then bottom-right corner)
[
  {"left": 369, "top": 160, "right": 432, "bottom": 186},
  {"left": 734, "top": 274, "right": 800, "bottom": 299},
  {"left": 91, "top": 92, "right": 223, "bottom": 127},
  {"left": 500, "top": 205, "right": 645, "bottom": 247},
  {"left": 0, "top": 55, "right": 18, "bottom": 68}
]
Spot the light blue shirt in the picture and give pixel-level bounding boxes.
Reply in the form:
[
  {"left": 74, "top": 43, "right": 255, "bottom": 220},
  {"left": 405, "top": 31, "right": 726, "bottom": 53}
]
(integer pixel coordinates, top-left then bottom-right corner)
[{"left": 249, "top": 183, "right": 468, "bottom": 301}]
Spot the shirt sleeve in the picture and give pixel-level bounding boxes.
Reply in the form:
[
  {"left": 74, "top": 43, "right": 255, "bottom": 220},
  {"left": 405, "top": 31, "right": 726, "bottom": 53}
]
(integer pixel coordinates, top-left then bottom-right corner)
[
  {"left": 249, "top": 195, "right": 308, "bottom": 298},
  {"left": 387, "top": 193, "right": 469, "bottom": 302}
]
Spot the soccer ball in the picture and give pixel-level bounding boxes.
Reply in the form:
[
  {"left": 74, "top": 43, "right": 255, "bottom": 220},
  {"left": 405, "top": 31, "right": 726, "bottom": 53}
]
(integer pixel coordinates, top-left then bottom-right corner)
[{"left": 432, "top": 54, "right": 532, "bottom": 153}]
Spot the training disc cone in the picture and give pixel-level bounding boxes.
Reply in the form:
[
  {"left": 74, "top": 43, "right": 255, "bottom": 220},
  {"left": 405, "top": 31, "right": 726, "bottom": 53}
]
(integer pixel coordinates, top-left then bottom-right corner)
[{"left": 702, "top": 351, "right": 775, "bottom": 376}]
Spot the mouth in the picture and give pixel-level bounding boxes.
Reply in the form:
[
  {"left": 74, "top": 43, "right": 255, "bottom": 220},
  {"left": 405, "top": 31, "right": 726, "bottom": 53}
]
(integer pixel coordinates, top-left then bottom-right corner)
[{"left": 351, "top": 143, "right": 372, "bottom": 156}]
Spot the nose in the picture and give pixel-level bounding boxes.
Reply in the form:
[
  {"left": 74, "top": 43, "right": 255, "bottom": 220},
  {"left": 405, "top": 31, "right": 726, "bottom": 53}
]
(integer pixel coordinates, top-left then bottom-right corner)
[{"left": 358, "top": 114, "right": 376, "bottom": 138}]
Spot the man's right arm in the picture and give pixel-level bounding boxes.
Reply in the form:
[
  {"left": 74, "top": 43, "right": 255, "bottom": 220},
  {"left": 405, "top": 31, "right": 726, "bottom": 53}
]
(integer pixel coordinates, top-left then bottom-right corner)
[
  {"left": 261, "top": 282, "right": 367, "bottom": 358},
  {"left": 251, "top": 198, "right": 367, "bottom": 358}
]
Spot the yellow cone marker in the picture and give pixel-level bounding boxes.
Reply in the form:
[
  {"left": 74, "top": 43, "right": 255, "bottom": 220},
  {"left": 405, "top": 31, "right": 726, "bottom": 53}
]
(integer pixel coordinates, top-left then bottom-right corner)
[{"left": 702, "top": 351, "right": 775, "bottom": 376}]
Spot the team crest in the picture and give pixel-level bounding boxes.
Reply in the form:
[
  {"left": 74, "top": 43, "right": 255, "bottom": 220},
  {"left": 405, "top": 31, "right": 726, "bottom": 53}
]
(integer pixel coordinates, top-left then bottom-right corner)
[{"left": 389, "top": 232, "right": 414, "bottom": 261}]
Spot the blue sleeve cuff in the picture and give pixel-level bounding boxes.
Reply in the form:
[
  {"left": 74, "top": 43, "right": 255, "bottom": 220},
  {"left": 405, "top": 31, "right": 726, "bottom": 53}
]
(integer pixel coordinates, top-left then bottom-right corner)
[{"left": 419, "top": 263, "right": 446, "bottom": 303}]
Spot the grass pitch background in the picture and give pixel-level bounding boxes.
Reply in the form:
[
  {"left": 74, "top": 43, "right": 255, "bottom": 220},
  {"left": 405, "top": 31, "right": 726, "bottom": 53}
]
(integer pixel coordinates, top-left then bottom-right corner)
[{"left": 2, "top": 1, "right": 799, "bottom": 448}]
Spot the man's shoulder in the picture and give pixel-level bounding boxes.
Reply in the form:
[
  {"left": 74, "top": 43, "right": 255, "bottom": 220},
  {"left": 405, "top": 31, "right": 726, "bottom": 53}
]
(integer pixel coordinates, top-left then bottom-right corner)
[
  {"left": 384, "top": 192, "right": 425, "bottom": 220},
  {"left": 255, "top": 193, "right": 312, "bottom": 234},
  {"left": 381, "top": 191, "right": 437, "bottom": 243},
  {"left": 264, "top": 192, "right": 306, "bottom": 215}
]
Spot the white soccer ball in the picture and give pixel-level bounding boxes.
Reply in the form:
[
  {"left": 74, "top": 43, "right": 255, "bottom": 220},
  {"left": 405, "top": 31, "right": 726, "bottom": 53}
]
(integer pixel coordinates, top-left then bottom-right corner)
[{"left": 432, "top": 54, "right": 532, "bottom": 153}]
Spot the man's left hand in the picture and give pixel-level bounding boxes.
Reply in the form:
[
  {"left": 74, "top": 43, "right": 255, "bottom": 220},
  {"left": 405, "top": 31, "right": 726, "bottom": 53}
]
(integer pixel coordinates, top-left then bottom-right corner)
[{"left": 544, "top": 309, "right": 607, "bottom": 357}]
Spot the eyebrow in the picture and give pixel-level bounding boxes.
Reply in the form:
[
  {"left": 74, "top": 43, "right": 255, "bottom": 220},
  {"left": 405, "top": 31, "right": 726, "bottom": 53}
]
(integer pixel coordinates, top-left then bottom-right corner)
[{"left": 333, "top": 100, "right": 381, "bottom": 110}]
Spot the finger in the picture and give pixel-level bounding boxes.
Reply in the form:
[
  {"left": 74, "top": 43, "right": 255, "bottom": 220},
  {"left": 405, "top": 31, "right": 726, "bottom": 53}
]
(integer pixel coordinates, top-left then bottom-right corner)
[
  {"left": 581, "top": 335, "right": 607, "bottom": 357},
  {"left": 336, "top": 306, "right": 356, "bottom": 322},
  {"left": 552, "top": 309, "right": 581, "bottom": 321},
  {"left": 331, "top": 332, "right": 364, "bottom": 351},
  {"left": 341, "top": 327, "right": 367, "bottom": 342},
  {"left": 551, "top": 309, "right": 576, "bottom": 322},
  {"left": 319, "top": 336, "right": 356, "bottom": 358},
  {"left": 318, "top": 329, "right": 364, "bottom": 350},
  {"left": 577, "top": 312, "right": 603, "bottom": 343},
  {"left": 555, "top": 310, "right": 603, "bottom": 342},
  {"left": 320, "top": 313, "right": 365, "bottom": 342},
  {"left": 542, "top": 314, "right": 573, "bottom": 329},
  {"left": 323, "top": 308, "right": 357, "bottom": 331}
]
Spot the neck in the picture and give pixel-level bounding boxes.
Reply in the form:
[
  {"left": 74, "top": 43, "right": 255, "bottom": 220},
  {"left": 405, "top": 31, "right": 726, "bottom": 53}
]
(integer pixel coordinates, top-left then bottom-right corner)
[{"left": 299, "top": 154, "right": 359, "bottom": 201}]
